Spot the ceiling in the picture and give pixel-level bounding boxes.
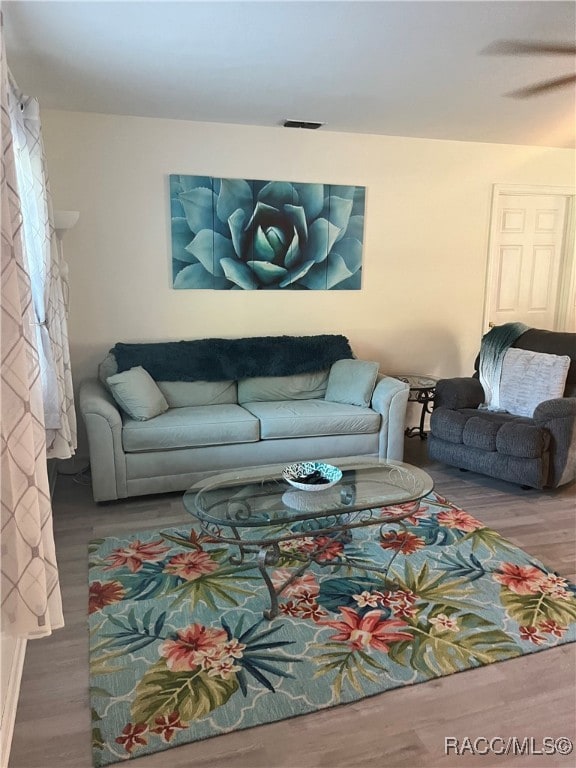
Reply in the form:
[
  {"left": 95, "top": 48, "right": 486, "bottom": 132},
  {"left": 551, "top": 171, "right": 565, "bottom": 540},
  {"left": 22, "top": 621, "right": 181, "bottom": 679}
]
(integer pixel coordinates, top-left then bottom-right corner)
[{"left": 4, "top": 0, "right": 576, "bottom": 148}]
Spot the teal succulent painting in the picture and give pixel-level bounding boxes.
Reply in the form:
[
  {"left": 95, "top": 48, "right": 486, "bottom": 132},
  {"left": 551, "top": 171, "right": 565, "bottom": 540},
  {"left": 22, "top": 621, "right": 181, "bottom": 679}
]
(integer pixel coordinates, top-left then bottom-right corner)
[{"left": 170, "top": 176, "right": 365, "bottom": 290}]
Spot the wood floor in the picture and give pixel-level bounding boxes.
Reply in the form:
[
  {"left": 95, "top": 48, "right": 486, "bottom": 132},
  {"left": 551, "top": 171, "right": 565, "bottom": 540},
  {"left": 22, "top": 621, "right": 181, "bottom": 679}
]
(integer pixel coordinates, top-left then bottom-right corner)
[{"left": 9, "top": 440, "right": 576, "bottom": 768}]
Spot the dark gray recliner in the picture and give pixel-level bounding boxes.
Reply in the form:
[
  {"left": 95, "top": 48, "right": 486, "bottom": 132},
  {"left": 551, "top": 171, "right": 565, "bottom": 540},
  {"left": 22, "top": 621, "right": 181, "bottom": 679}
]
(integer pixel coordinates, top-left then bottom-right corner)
[{"left": 428, "top": 329, "right": 576, "bottom": 489}]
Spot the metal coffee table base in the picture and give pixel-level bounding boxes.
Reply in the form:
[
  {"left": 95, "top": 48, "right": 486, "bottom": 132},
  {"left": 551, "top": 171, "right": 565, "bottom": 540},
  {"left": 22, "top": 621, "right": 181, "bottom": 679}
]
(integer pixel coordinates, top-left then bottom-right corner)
[
  {"left": 215, "top": 519, "right": 409, "bottom": 620},
  {"left": 187, "top": 459, "right": 434, "bottom": 620}
]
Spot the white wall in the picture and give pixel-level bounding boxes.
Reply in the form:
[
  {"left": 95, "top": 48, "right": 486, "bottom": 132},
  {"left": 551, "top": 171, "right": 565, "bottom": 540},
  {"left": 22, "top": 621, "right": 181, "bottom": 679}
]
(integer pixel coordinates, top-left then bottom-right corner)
[{"left": 41, "top": 110, "right": 574, "bottom": 449}]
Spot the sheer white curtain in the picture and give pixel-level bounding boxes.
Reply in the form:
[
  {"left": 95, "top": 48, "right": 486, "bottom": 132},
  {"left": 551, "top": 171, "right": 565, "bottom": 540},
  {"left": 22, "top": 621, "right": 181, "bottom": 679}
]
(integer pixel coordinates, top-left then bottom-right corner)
[
  {"left": 8, "top": 76, "right": 76, "bottom": 459},
  {"left": 1, "top": 19, "right": 64, "bottom": 637}
]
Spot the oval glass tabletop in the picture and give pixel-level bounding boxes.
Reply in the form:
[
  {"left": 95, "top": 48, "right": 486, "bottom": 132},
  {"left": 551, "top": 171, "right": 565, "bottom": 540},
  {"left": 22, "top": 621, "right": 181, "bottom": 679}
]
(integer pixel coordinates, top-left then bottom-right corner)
[{"left": 184, "top": 457, "right": 434, "bottom": 529}]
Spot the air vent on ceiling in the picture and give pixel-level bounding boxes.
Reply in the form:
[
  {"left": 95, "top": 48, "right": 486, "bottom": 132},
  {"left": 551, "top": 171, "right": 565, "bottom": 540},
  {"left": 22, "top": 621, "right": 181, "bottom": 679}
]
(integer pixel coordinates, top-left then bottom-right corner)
[{"left": 283, "top": 119, "right": 324, "bottom": 129}]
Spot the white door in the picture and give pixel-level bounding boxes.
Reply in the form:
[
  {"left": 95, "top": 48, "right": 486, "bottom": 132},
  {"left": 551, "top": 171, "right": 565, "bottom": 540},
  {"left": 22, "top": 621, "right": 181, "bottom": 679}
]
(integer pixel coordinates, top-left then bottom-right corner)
[{"left": 485, "top": 191, "right": 571, "bottom": 331}]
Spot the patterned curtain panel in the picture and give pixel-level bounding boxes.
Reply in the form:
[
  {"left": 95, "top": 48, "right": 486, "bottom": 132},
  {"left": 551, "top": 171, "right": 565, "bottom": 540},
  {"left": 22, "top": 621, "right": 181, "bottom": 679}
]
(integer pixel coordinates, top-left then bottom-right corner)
[
  {"left": 45, "top": 229, "right": 77, "bottom": 458},
  {"left": 8, "top": 78, "right": 76, "bottom": 459},
  {"left": 1, "top": 21, "right": 64, "bottom": 636}
]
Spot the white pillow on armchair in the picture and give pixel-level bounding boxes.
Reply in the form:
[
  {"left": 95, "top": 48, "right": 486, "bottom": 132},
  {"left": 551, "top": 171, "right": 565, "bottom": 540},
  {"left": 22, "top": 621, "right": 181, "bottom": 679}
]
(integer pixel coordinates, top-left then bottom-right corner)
[{"left": 499, "top": 348, "right": 570, "bottom": 417}]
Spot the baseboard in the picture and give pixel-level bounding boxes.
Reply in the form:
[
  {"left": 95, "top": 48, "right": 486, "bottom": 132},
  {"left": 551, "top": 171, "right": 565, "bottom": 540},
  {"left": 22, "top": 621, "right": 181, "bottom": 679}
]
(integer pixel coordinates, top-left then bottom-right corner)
[{"left": 0, "top": 636, "right": 27, "bottom": 768}]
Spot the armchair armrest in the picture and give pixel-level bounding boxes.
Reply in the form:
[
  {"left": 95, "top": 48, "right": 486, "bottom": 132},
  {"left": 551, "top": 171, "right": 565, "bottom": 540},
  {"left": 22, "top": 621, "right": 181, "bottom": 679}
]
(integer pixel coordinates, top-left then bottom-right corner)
[
  {"left": 533, "top": 397, "right": 576, "bottom": 422},
  {"left": 533, "top": 397, "right": 576, "bottom": 487},
  {"left": 371, "top": 375, "right": 410, "bottom": 460},
  {"left": 434, "top": 377, "right": 484, "bottom": 411},
  {"left": 79, "top": 379, "right": 127, "bottom": 501}
]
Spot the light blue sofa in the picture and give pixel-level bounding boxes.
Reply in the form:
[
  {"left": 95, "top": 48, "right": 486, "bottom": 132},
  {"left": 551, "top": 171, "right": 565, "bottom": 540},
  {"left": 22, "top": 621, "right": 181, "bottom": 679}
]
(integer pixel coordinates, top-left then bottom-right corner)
[{"left": 79, "top": 341, "right": 410, "bottom": 502}]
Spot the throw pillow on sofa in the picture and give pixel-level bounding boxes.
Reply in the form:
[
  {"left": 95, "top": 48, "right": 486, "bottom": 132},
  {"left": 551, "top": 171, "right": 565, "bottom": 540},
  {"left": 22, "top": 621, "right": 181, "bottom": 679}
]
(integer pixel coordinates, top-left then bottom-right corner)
[
  {"left": 324, "top": 359, "right": 379, "bottom": 408},
  {"left": 106, "top": 366, "right": 169, "bottom": 421},
  {"left": 499, "top": 348, "right": 571, "bottom": 418}
]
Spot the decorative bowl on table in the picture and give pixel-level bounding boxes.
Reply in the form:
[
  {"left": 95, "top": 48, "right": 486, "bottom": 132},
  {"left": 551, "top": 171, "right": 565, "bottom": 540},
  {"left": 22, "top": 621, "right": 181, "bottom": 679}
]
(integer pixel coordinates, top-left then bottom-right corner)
[{"left": 282, "top": 461, "right": 342, "bottom": 491}]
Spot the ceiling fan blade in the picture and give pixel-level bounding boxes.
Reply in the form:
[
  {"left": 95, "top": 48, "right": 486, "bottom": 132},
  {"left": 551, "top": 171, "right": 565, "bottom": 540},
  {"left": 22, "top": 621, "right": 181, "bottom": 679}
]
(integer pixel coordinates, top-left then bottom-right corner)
[
  {"left": 483, "top": 40, "right": 576, "bottom": 56},
  {"left": 505, "top": 73, "right": 576, "bottom": 98}
]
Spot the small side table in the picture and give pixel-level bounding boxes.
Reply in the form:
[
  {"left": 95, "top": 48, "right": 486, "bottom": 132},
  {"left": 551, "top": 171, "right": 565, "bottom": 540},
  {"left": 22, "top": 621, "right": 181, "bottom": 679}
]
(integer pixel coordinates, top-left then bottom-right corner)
[{"left": 398, "top": 374, "right": 438, "bottom": 440}]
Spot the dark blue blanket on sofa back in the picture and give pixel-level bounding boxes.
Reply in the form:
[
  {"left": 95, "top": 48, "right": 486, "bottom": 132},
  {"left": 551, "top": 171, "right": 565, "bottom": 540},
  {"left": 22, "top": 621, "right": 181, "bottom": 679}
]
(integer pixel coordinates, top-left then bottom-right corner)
[{"left": 111, "top": 334, "right": 354, "bottom": 382}]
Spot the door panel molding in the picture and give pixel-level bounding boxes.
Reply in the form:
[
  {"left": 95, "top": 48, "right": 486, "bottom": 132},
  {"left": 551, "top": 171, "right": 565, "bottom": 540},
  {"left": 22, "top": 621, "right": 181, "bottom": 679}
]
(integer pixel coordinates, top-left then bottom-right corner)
[
  {"left": 556, "top": 196, "right": 576, "bottom": 331},
  {"left": 483, "top": 184, "right": 576, "bottom": 333},
  {"left": 490, "top": 184, "right": 576, "bottom": 197}
]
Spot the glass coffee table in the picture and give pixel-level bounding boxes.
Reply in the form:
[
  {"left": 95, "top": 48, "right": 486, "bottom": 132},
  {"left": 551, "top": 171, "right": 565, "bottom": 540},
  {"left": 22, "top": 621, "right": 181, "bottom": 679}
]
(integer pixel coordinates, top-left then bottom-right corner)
[{"left": 184, "top": 456, "right": 434, "bottom": 619}]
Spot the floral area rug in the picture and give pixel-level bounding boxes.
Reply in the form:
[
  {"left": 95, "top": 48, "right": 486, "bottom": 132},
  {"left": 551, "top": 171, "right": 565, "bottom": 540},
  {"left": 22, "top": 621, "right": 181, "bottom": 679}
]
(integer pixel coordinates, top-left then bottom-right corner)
[{"left": 89, "top": 491, "right": 576, "bottom": 766}]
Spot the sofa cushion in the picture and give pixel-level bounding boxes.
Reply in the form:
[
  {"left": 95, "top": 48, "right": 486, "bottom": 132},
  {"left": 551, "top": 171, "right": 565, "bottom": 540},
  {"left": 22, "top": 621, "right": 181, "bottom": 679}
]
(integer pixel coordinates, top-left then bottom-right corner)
[
  {"left": 122, "top": 404, "right": 259, "bottom": 452},
  {"left": 499, "top": 348, "right": 571, "bottom": 417},
  {"left": 496, "top": 422, "right": 550, "bottom": 459},
  {"left": 429, "top": 436, "right": 548, "bottom": 489},
  {"left": 325, "top": 360, "right": 379, "bottom": 407},
  {"left": 237, "top": 370, "right": 329, "bottom": 403},
  {"left": 242, "top": 399, "right": 381, "bottom": 440},
  {"left": 430, "top": 408, "right": 471, "bottom": 444},
  {"left": 156, "top": 380, "right": 237, "bottom": 408},
  {"left": 431, "top": 407, "right": 550, "bottom": 459},
  {"left": 462, "top": 416, "right": 501, "bottom": 451},
  {"left": 107, "top": 367, "right": 169, "bottom": 421}
]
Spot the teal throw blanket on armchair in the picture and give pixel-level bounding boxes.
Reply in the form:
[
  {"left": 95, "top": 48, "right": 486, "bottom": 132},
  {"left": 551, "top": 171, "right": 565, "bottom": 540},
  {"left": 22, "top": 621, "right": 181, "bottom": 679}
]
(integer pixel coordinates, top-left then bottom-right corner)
[{"left": 478, "top": 322, "right": 529, "bottom": 410}]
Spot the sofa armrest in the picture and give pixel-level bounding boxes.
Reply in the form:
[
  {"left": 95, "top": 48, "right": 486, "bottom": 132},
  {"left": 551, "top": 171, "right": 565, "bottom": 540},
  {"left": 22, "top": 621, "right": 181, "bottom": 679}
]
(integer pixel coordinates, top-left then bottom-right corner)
[
  {"left": 80, "top": 378, "right": 122, "bottom": 426},
  {"left": 79, "top": 379, "right": 127, "bottom": 501},
  {"left": 434, "top": 377, "right": 484, "bottom": 411},
  {"left": 371, "top": 375, "right": 410, "bottom": 461},
  {"left": 533, "top": 398, "right": 576, "bottom": 487}
]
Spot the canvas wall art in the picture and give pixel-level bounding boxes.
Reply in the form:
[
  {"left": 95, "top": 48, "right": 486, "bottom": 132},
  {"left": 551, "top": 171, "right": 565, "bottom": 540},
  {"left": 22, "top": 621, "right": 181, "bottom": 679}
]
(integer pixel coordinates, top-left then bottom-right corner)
[{"left": 170, "top": 176, "right": 365, "bottom": 290}]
